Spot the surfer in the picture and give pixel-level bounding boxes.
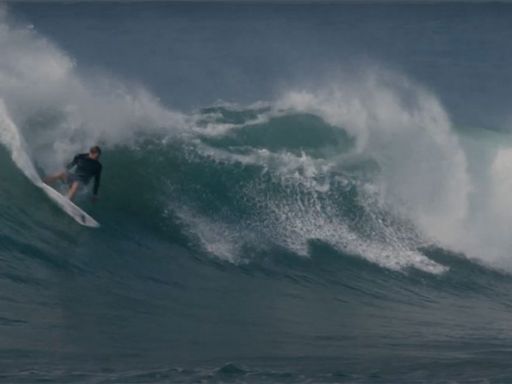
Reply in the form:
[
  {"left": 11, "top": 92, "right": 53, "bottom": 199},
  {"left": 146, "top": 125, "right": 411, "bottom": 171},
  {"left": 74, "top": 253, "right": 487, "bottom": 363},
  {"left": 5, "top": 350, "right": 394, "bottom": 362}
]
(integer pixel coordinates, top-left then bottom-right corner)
[{"left": 44, "top": 146, "right": 103, "bottom": 201}]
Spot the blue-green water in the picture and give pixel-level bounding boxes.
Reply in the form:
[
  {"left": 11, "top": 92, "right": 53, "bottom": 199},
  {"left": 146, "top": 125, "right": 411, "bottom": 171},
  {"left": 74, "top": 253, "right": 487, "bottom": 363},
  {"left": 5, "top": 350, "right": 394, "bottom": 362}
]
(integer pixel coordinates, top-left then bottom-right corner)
[{"left": 2, "top": 3, "right": 512, "bottom": 383}]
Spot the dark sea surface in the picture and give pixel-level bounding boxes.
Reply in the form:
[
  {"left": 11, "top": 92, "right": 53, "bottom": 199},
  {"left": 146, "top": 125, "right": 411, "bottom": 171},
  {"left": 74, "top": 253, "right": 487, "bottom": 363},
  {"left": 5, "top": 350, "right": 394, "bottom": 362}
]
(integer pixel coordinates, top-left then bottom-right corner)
[{"left": 2, "top": 2, "right": 512, "bottom": 383}]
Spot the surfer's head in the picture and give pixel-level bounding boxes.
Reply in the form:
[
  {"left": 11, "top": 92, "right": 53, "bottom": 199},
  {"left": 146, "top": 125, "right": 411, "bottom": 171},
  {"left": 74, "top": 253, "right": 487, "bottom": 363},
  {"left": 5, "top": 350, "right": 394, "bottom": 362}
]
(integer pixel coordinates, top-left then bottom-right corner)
[{"left": 89, "top": 146, "right": 102, "bottom": 160}]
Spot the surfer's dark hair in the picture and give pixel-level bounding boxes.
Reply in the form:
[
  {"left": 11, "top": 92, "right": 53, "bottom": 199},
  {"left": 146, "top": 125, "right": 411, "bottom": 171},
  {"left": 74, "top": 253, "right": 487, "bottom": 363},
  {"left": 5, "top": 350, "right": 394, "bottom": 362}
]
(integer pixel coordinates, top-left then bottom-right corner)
[{"left": 90, "top": 146, "right": 102, "bottom": 155}]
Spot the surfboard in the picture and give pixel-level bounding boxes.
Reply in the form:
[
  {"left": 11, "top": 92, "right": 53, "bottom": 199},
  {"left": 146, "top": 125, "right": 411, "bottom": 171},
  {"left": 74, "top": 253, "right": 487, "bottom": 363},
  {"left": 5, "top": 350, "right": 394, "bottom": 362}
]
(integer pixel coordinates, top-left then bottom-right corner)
[{"left": 38, "top": 182, "right": 100, "bottom": 228}]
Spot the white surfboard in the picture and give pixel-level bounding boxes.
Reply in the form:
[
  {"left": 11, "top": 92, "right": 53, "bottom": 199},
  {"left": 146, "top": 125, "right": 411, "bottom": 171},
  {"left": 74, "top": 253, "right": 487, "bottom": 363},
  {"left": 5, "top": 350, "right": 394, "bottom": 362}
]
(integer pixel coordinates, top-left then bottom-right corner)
[{"left": 38, "top": 182, "right": 100, "bottom": 228}]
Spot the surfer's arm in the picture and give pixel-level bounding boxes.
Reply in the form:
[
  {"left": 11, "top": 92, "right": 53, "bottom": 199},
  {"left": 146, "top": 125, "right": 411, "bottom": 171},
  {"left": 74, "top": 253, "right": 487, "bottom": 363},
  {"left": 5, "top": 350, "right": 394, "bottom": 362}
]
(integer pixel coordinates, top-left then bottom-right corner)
[
  {"left": 66, "top": 155, "right": 79, "bottom": 170},
  {"left": 92, "top": 168, "right": 102, "bottom": 196}
]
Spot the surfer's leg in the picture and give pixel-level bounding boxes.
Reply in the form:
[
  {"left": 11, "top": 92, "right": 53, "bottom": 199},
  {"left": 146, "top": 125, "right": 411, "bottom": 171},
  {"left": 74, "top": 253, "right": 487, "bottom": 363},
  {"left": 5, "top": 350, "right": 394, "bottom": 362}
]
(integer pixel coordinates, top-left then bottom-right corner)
[
  {"left": 44, "top": 171, "right": 67, "bottom": 185},
  {"left": 67, "top": 181, "right": 80, "bottom": 201}
]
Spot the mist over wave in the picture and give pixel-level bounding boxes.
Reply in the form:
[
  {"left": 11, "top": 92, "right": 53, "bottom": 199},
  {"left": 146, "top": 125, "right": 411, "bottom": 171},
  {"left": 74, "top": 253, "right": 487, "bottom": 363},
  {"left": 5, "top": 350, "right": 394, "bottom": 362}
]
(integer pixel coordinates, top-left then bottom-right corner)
[{"left": 0, "top": 5, "right": 185, "bottom": 169}]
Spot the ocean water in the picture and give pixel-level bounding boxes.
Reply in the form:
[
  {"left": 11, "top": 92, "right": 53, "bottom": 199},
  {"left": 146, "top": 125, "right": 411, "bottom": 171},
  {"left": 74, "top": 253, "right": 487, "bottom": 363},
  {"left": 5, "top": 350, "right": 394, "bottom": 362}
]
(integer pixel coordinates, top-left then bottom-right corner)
[{"left": 2, "top": 2, "right": 512, "bottom": 383}]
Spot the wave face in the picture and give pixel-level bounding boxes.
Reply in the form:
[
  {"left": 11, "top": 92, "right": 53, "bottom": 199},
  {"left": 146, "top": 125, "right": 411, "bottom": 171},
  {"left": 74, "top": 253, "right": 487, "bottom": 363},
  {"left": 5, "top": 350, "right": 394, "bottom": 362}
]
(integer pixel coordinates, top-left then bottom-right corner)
[{"left": 3, "top": 3, "right": 512, "bottom": 383}]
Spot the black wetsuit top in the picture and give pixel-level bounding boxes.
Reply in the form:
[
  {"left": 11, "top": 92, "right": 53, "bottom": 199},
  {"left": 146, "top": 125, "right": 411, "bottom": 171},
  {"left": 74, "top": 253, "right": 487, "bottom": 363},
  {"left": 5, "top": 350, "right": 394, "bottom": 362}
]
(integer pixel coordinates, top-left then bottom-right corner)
[{"left": 67, "top": 153, "right": 102, "bottom": 195}]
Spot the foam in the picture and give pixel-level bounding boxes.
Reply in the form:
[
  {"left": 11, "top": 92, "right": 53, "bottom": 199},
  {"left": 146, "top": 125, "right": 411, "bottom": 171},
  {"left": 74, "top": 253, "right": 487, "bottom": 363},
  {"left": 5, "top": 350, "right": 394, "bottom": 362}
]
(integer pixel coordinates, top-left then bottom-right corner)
[
  {"left": 171, "top": 206, "right": 244, "bottom": 263},
  {"left": 274, "top": 72, "right": 471, "bottom": 262},
  {"left": 170, "top": 133, "right": 448, "bottom": 273}
]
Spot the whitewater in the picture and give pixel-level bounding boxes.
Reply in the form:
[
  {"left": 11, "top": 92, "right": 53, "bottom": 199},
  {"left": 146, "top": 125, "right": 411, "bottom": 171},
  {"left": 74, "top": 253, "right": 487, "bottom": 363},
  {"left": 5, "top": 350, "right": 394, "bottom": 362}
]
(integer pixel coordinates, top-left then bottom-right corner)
[{"left": 2, "top": 2, "right": 512, "bottom": 383}]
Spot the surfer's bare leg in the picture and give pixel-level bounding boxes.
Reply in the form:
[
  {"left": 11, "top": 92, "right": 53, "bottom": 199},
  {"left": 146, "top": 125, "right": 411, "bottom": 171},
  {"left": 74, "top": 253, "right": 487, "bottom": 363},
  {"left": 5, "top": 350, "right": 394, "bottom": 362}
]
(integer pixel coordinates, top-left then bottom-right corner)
[
  {"left": 67, "top": 181, "right": 80, "bottom": 201},
  {"left": 44, "top": 171, "right": 67, "bottom": 185}
]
